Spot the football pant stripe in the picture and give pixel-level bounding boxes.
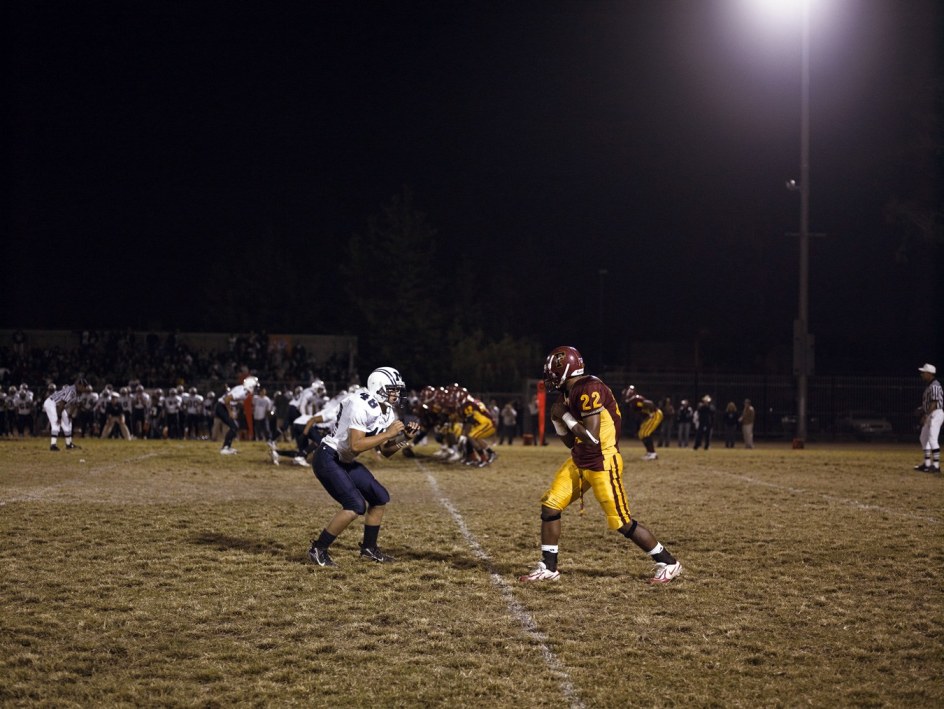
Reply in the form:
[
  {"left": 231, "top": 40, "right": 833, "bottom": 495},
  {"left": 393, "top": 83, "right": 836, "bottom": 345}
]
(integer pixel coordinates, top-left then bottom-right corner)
[{"left": 608, "top": 455, "right": 631, "bottom": 526}]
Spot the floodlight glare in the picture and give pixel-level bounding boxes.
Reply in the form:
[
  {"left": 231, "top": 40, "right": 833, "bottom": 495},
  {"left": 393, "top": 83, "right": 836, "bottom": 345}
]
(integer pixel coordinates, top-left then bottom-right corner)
[{"left": 742, "top": 0, "right": 811, "bottom": 26}]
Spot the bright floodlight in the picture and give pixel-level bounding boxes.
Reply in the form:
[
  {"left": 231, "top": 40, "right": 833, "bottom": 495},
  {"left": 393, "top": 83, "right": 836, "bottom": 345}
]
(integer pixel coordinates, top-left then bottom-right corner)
[
  {"left": 743, "top": 0, "right": 811, "bottom": 24},
  {"left": 738, "top": 0, "right": 814, "bottom": 38}
]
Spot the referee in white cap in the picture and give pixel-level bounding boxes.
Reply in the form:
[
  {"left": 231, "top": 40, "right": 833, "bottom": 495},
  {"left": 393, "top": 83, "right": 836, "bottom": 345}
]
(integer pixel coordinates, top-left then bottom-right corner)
[{"left": 916, "top": 363, "right": 942, "bottom": 473}]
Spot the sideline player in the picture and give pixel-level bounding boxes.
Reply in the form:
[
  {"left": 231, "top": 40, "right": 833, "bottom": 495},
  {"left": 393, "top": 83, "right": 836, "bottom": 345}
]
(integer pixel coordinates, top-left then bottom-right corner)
[
  {"left": 519, "top": 346, "right": 682, "bottom": 584},
  {"left": 216, "top": 376, "right": 258, "bottom": 455},
  {"left": 453, "top": 389, "right": 498, "bottom": 466},
  {"left": 623, "top": 385, "right": 664, "bottom": 460},
  {"left": 270, "top": 388, "right": 350, "bottom": 467},
  {"left": 44, "top": 378, "right": 92, "bottom": 450},
  {"left": 308, "top": 367, "right": 419, "bottom": 567},
  {"left": 915, "top": 363, "right": 942, "bottom": 473}
]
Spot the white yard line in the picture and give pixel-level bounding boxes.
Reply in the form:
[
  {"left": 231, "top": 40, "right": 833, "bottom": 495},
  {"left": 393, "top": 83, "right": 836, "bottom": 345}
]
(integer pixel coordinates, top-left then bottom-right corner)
[
  {"left": 419, "top": 462, "right": 584, "bottom": 709},
  {"left": 0, "top": 452, "right": 160, "bottom": 505},
  {"left": 705, "top": 469, "right": 940, "bottom": 524}
]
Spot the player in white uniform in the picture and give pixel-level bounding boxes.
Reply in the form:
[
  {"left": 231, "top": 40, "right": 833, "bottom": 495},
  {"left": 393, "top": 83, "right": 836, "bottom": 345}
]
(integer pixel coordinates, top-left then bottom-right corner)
[
  {"left": 269, "top": 388, "right": 353, "bottom": 467},
  {"left": 76, "top": 389, "right": 99, "bottom": 438},
  {"left": 308, "top": 368, "right": 419, "bottom": 567},
  {"left": 184, "top": 387, "right": 204, "bottom": 440},
  {"left": 44, "top": 378, "right": 92, "bottom": 450},
  {"left": 296, "top": 379, "right": 325, "bottom": 417},
  {"left": 163, "top": 387, "right": 183, "bottom": 439},
  {"left": 216, "top": 376, "right": 258, "bottom": 454},
  {"left": 15, "top": 384, "right": 35, "bottom": 437},
  {"left": 311, "top": 388, "right": 349, "bottom": 437}
]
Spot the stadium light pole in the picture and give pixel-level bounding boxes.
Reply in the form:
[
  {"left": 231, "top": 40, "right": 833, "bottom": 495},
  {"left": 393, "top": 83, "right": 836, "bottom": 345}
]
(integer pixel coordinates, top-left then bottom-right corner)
[
  {"left": 795, "top": 0, "right": 812, "bottom": 445},
  {"left": 754, "top": 0, "right": 816, "bottom": 445}
]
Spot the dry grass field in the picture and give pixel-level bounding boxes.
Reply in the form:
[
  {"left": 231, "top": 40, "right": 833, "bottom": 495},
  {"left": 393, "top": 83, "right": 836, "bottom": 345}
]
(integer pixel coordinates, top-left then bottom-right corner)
[{"left": 1, "top": 437, "right": 941, "bottom": 707}]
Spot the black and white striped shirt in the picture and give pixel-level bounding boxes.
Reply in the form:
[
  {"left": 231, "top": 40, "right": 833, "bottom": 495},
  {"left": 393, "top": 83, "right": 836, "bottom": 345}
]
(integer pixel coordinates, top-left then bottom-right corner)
[
  {"left": 47, "top": 385, "right": 79, "bottom": 406},
  {"left": 923, "top": 378, "right": 943, "bottom": 414}
]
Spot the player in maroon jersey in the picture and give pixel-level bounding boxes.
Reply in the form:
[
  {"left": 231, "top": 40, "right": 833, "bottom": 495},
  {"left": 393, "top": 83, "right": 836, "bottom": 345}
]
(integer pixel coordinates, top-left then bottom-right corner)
[
  {"left": 519, "top": 346, "right": 682, "bottom": 584},
  {"left": 623, "top": 385, "right": 664, "bottom": 461}
]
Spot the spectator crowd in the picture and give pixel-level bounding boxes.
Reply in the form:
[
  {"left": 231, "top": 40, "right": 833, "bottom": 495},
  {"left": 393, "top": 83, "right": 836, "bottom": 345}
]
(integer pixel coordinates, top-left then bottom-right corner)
[
  {"left": 0, "top": 329, "right": 350, "bottom": 398},
  {"left": 0, "top": 329, "right": 357, "bottom": 443}
]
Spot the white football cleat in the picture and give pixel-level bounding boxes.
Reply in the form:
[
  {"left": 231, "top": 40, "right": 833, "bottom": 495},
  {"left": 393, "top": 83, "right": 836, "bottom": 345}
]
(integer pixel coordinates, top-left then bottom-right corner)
[
  {"left": 446, "top": 450, "right": 463, "bottom": 463},
  {"left": 518, "top": 561, "right": 560, "bottom": 583},
  {"left": 642, "top": 452, "right": 658, "bottom": 461},
  {"left": 292, "top": 456, "right": 307, "bottom": 466},
  {"left": 649, "top": 561, "right": 682, "bottom": 584},
  {"left": 270, "top": 449, "right": 280, "bottom": 466},
  {"left": 220, "top": 448, "right": 238, "bottom": 455}
]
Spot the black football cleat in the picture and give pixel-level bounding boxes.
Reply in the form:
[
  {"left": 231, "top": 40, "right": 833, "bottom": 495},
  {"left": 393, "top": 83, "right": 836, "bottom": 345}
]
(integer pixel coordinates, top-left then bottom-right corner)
[
  {"left": 308, "top": 545, "right": 336, "bottom": 567},
  {"left": 914, "top": 464, "right": 931, "bottom": 472},
  {"left": 50, "top": 444, "right": 60, "bottom": 451},
  {"left": 359, "top": 544, "right": 395, "bottom": 563},
  {"left": 66, "top": 443, "right": 79, "bottom": 450}
]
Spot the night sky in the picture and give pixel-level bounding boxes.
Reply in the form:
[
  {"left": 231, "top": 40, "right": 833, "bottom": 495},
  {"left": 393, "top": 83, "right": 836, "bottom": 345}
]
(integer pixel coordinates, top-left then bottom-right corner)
[{"left": 6, "top": 0, "right": 942, "bottom": 375}]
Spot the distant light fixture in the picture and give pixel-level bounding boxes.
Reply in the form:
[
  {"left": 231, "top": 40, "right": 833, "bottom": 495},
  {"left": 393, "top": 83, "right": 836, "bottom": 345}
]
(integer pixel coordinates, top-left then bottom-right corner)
[{"left": 785, "top": 179, "right": 799, "bottom": 191}]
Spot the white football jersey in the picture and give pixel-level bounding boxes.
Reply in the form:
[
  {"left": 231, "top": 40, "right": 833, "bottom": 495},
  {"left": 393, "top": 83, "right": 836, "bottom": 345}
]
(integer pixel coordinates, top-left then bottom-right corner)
[
  {"left": 315, "top": 391, "right": 353, "bottom": 429},
  {"left": 297, "top": 387, "right": 319, "bottom": 416},
  {"left": 226, "top": 385, "right": 252, "bottom": 403},
  {"left": 323, "top": 389, "right": 398, "bottom": 464},
  {"left": 163, "top": 394, "right": 182, "bottom": 414},
  {"left": 81, "top": 392, "right": 99, "bottom": 411},
  {"left": 185, "top": 394, "right": 204, "bottom": 415},
  {"left": 15, "top": 392, "right": 33, "bottom": 414}
]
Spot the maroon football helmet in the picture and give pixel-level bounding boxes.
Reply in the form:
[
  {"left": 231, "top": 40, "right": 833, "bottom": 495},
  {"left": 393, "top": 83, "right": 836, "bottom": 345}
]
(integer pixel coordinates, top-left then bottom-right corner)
[
  {"left": 418, "top": 385, "right": 437, "bottom": 405},
  {"left": 449, "top": 386, "right": 471, "bottom": 410},
  {"left": 543, "top": 346, "right": 585, "bottom": 390}
]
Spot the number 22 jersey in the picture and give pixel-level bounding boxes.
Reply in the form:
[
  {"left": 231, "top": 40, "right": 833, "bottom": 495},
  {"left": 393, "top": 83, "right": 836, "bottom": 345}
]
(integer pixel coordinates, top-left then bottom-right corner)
[{"left": 563, "top": 376, "right": 622, "bottom": 471}]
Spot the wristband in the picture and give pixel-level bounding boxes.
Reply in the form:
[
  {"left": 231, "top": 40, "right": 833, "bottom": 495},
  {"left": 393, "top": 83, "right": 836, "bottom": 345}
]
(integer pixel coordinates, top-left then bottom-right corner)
[
  {"left": 562, "top": 411, "right": 599, "bottom": 444},
  {"left": 561, "top": 412, "right": 579, "bottom": 431}
]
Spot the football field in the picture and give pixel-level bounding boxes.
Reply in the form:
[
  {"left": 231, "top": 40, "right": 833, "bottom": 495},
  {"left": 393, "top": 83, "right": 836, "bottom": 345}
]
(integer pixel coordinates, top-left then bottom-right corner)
[{"left": 1, "top": 438, "right": 941, "bottom": 706}]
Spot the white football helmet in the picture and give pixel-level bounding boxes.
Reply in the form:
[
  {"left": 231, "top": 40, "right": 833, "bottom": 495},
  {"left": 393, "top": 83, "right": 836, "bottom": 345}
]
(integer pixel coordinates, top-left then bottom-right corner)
[
  {"left": 366, "top": 367, "right": 405, "bottom": 405},
  {"left": 243, "top": 376, "right": 259, "bottom": 393}
]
